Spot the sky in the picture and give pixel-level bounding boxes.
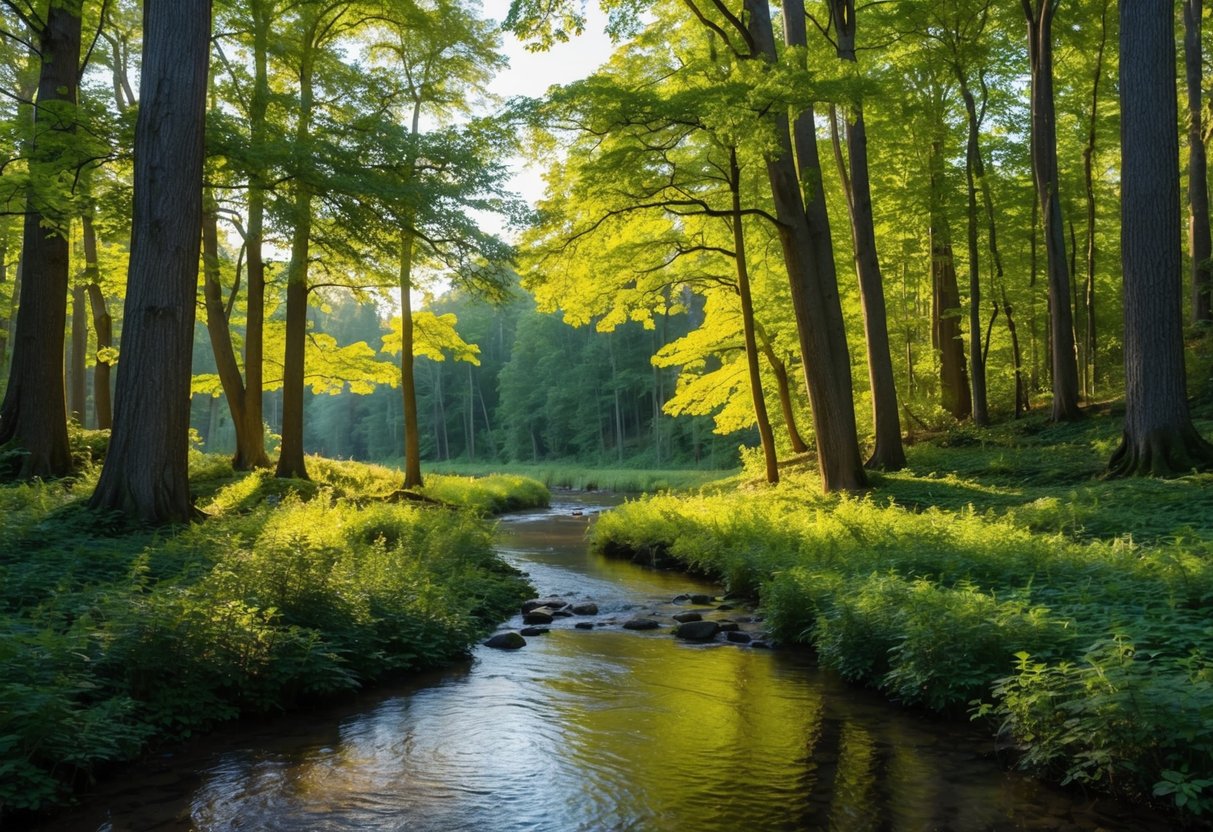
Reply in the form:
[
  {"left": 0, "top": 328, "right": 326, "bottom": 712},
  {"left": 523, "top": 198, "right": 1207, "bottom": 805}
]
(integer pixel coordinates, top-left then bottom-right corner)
[{"left": 477, "top": 0, "right": 617, "bottom": 226}]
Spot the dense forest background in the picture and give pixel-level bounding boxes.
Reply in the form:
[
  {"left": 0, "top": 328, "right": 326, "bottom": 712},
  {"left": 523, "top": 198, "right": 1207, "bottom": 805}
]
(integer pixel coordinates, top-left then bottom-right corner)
[{"left": 0, "top": 0, "right": 1209, "bottom": 505}]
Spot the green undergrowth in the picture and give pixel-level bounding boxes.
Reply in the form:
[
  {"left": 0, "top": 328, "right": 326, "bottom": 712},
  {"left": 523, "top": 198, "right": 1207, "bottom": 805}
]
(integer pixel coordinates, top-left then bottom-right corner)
[
  {"left": 420, "top": 460, "right": 735, "bottom": 493},
  {"left": 0, "top": 454, "right": 539, "bottom": 818},
  {"left": 592, "top": 412, "right": 1213, "bottom": 820}
]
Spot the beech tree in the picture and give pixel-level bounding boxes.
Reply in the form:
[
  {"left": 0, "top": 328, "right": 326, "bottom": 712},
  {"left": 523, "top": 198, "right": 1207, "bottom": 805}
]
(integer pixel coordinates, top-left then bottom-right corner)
[
  {"left": 1107, "top": 0, "right": 1212, "bottom": 477},
  {"left": 89, "top": 0, "right": 212, "bottom": 521}
]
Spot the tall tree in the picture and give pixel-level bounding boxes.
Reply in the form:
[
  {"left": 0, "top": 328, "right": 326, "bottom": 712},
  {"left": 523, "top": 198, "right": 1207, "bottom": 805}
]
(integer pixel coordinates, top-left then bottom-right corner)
[
  {"left": 1184, "top": 0, "right": 1211, "bottom": 324},
  {"left": 0, "top": 0, "right": 82, "bottom": 477},
  {"left": 89, "top": 0, "right": 212, "bottom": 521},
  {"left": 1022, "top": 0, "right": 1081, "bottom": 421},
  {"left": 1107, "top": 0, "right": 1213, "bottom": 477},
  {"left": 825, "top": 0, "right": 905, "bottom": 469}
]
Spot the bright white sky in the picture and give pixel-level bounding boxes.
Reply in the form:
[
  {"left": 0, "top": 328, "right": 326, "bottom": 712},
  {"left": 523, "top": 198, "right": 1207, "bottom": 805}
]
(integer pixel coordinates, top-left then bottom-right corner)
[{"left": 478, "top": 0, "right": 616, "bottom": 230}]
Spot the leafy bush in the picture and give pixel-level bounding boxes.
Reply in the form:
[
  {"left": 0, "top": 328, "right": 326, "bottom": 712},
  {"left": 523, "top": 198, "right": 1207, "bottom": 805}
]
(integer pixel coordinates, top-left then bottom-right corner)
[{"left": 0, "top": 461, "right": 533, "bottom": 817}]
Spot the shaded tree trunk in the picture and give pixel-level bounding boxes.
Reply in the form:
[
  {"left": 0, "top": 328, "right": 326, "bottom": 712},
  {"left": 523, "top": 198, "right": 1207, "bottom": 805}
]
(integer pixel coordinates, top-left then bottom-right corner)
[
  {"left": 1185, "top": 0, "right": 1212, "bottom": 324},
  {"left": 958, "top": 80, "right": 989, "bottom": 425},
  {"left": 90, "top": 0, "right": 212, "bottom": 522},
  {"left": 751, "top": 0, "right": 866, "bottom": 492},
  {"left": 729, "top": 147, "right": 778, "bottom": 484},
  {"left": 755, "top": 323, "right": 808, "bottom": 454},
  {"left": 1109, "top": 1, "right": 1213, "bottom": 477},
  {"left": 202, "top": 204, "right": 250, "bottom": 455},
  {"left": 1003, "top": 289, "right": 1029, "bottom": 417},
  {"left": 82, "top": 215, "right": 113, "bottom": 430},
  {"left": 0, "top": 4, "right": 82, "bottom": 478},
  {"left": 1083, "top": 0, "right": 1108, "bottom": 397},
  {"left": 69, "top": 284, "right": 88, "bottom": 425},
  {"left": 1023, "top": 0, "right": 1082, "bottom": 421}
]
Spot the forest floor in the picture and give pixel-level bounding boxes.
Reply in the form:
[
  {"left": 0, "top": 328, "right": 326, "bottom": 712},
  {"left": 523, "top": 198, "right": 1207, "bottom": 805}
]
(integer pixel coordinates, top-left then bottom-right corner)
[
  {"left": 591, "top": 380, "right": 1213, "bottom": 822},
  {"left": 0, "top": 455, "right": 548, "bottom": 819}
]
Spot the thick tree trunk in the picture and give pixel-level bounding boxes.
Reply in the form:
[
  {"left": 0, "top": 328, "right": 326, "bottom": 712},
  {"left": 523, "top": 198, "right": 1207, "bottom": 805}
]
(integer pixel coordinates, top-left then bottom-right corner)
[
  {"left": 1109, "top": 1, "right": 1213, "bottom": 477},
  {"left": 399, "top": 231, "right": 423, "bottom": 488},
  {"left": 730, "top": 147, "right": 778, "bottom": 484},
  {"left": 1023, "top": 0, "right": 1082, "bottom": 421},
  {"left": 752, "top": 0, "right": 866, "bottom": 492},
  {"left": 89, "top": 0, "right": 212, "bottom": 522},
  {"left": 0, "top": 5, "right": 82, "bottom": 478},
  {"left": 1184, "top": 0, "right": 1212, "bottom": 325}
]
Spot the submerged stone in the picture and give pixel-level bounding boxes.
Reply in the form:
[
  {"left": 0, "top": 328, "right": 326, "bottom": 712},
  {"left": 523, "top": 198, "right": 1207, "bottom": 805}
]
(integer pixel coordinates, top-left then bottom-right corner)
[
  {"left": 484, "top": 632, "right": 526, "bottom": 650},
  {"left": 623, "top": 618, "right": 661, "bottom": 631},
  {"left": 675, "top": 621, "right": 720, "bottom": 641}
]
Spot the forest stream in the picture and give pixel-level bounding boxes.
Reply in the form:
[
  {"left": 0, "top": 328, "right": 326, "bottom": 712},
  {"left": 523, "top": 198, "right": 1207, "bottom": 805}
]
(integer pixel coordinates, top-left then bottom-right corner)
[{"left": 40, "top": 493, "right": 1172, "bottom": 832}]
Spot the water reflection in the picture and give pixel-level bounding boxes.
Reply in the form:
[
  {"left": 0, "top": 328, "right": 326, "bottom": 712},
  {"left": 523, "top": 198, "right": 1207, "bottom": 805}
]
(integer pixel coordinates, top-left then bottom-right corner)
[{"left": 41, "top": 493, "right": 1168, "bottom": 832}]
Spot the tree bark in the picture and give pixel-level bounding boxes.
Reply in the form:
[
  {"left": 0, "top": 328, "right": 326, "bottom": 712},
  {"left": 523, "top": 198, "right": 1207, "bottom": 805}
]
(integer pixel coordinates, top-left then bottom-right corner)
[
  {"left": 275, "top": 30, "right": 317, "bottom": 481},
  {"left": 755, "top": 322, "right": 808, "bottom": 454},
  {"left": 1185, "top": 0, "right": 1212, "bottom": 324},
  {"left": 1109, "top": 0, "right": 1213, "bottom": 477},
  {"left": 1083, "top": 0, "right": 1108, "bottom": 397},
  {"left": 69, "top": 283, "right": 88, "bottom": 425},
  {"left": 729, "top": 147, "right": 778, "bottom": 484},
  {"left": 929, "top": 139, "right": 971, "bottom": 420},
  {"left": 399, "top": 231, "right": 423, "bottom": 488},
  {"left": 202, "top": 204, "right": 250, "bottom": 450},
  {"left": 751, "top": 0, "right": 866, "bottom": 492},
  {"left": 90, "top": 0, "right": 212, "bottom": 522},
  {"left": 0, "top": 4, "right": 82, "bottom": 478},
  {"left": 959, "top": 80, "right": 989, "bottom": 425},
  {"left": 1023, "top": 0, "right": 1082, "bottom": 421}
]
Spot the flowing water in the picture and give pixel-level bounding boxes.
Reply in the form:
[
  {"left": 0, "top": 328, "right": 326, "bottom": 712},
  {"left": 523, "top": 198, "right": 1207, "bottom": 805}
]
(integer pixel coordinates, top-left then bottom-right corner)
[{"left": 40, "top": 493, "right": 1169, "bottom": 831}]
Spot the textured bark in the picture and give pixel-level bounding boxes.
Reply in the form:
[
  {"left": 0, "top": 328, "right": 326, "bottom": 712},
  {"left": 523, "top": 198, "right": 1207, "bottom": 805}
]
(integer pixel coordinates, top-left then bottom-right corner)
[
  {"left": 89, "top": 0, "right": 212, "bottom": 522},
  {"left": 1109, "top": 1, "right": 1213, "bottom": 477},
  {"left": 754, "top": 0, "right": 866, "bottom": 492},
  {"left": 756, "top": 324, "right": 808, "bottom": 454},
  {"left": 1022, "top": 0, "right": 1082, "bottom": 421},
  {"left": 399, "top": 231, "right": 423, "bottom": 489},
  {"left": 729, "top": 147, "right": 778, "bottom": 484},
  {"left": 0, "top": 5, "right": 82, "bottom": 478},
  {"left": 1185, "top": 0, "right": 1212, "bottom": 324},
  {"left": 0, "top": 240, "right": 8, "bottom": 370}
]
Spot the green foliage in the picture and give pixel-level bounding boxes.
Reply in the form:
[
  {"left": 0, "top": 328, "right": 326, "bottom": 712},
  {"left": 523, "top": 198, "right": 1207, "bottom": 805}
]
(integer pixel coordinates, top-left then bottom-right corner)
[
  {"left": 0, "top": 458, "right": 533, "bottom": 814},
  {"left": 588, "top": 411, "right": 1213, "bottom": 817},
  {"left": 424, "top": 460, "right": 734, "bottom": 493}
]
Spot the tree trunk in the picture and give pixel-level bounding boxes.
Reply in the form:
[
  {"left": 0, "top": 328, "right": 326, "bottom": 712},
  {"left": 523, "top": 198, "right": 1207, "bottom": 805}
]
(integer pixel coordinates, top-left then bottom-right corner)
[
  {"left": 756, "top": 323, "right": 809, "bottom": 453},
  {"left": 90, "top": 0, "right": 212, "bottom": 522},
  {"left": 751, "top": 0, "right": 866, "bottom": 492},
  {"left": 0, "top": 240, "right": 8, "bottom": 372},
  {"left": 69, "top": 284, "right": 88, "bottom": 425},
  {"left": 275, "top": 37, "right": 316, "bottom": 481},
  {"left": 1023, "top": 0, "right": 1082, "bottom": 421},
  {"left": 730, "top": 147, "right": 779, "bottom": 484},
  {"left": 1185, "top": 0, "right": 1212, "bottom": 324},
  {"left": 1003, "top": 289, "right": 1029, "bottom": 417},
  {"left": 82, "top": 215, "right": 113, "bottom": 429},
  {"left": 202, "top": 203, "right": 250, "bottom": 452},
  {"left": 959, "top": 80, "right": 989, "bottom": 425},
  {"left": 399, "top": 231, "right": 423, "bottom": 488},
  {"left": 1109, "top": 1, "right": 1213, "bottom": 477},
  {"left": 0, "top": 4, "right": 82, "bottom": 478},
  {"left": 929, "top": 139, "right": 971, "bottom": 420},
  {"left": 829, "top": 105, "right": 905, "bottom": 468},
  {"left": 1083, "top": 0, "right": 1108, "bottom": 398}
]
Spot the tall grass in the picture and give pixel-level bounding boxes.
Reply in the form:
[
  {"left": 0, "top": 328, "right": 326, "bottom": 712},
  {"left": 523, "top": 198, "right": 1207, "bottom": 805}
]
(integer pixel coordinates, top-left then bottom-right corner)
[{"left": 590, "top": 421, "right": 1213, "bottom": 818}]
